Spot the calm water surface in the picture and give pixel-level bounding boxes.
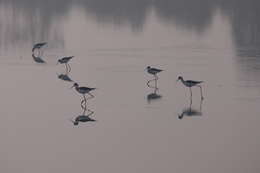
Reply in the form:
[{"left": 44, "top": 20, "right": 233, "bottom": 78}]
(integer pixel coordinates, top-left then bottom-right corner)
[{"left": 1, "top": 0, "right": 260, "bottom": 173}]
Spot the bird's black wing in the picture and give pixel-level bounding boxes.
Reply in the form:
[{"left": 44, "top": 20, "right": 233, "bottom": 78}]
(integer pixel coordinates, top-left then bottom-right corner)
[{"left": 186, "top": 80, "right": 203, "bottom": 85}]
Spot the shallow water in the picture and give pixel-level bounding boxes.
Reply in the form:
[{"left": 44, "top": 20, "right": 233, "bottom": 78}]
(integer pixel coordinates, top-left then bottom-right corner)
[{"left": 1, "top": 0, "right": 260, "bottom": 173}]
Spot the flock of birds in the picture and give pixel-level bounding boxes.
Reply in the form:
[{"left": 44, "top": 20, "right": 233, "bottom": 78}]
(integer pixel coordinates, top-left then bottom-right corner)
[
  {"left": 32, "top": 42, "right": 205, "bottom": 124},
  {"left": 32, "top": 42, "right": 96, "bottom": 125},
  {"left": 146, "top": 66, "right": 204, "bottom": 100}
]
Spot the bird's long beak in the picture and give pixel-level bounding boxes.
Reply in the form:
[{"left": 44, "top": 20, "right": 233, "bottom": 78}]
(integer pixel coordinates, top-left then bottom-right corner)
[{"left": 70, "top": 85, "right": 75, "bottom": 89}]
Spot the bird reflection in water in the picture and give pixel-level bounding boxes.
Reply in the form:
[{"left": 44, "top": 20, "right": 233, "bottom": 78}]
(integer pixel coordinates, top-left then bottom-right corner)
[
  {"left": 147, "top": 77, "right": 162, "bottom": 103},
  {"left": 32, "top": 53, "right": 46, "bottom": 64},
  {"left": 70, "top": 106, "right": 96, "bottom": 126},
  {"left": 178, "top": 98, "right": 203, "bottom": 119},
  {"left": 57, "top": 57, "right": 74, "bottom": 82},
  {"left": 57, "top": 73, "right": 74, "bottom": 82},
  {"left": 71, "top": 83, "right": 96, "bottom": 109},
  {"left": 32, "top": 42, "right": 47, "bottom": 57}
]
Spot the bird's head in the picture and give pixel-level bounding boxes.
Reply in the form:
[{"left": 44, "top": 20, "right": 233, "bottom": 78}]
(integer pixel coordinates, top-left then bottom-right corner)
[
  {"left": 57, "top": 59, "right": 62, "bottom": 64},
  {"left": 69, "top": 118, "right": 79, "bottom": 126},
  {"left": 178, "top": 114, "right": 184, "bottom": 119},
  {"left": 71, "top": 83, "right": 78, "bottom": 89},
  {"left": 146, "top": 66, "right": 151, "bottom": 70},
  {"left": 177, "top": 76, "right": 183, "bottom": 82}
]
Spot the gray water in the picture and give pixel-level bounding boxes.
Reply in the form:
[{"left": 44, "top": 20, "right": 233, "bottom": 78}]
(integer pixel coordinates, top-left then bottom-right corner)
[{"left": 1, "top": 0, "right": 260, "bottom": 173}]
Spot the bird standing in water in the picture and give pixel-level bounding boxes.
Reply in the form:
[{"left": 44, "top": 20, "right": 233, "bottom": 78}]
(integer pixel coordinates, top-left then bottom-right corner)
[
  {"left": 71, "top": 83, "right": 96, "bottom": 109},
  {"left": 146, "top": 66, "right": 163, "bottom": 80},
  {"left": 177, "top": 76, "right": 204, "bottom": 100},
  {"left": 146, "top": 66, "right": 163, "bottom": 86},
  {"left": 57, "top": 56, "right": 74, "bottom": 72}
]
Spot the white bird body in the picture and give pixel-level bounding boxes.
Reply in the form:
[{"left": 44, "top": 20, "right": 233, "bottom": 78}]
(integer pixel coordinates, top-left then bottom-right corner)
[
  {"left": 72, "top": 83, "right": 96, "bottom": 96},
  {"left": 146, "top": 66, "right": 163, "bottom": 75},
  {"left": 58, "top": 56, "right": 74, "bottom": 64},
  {"left": 178, "top": 77, "right": 203, "bottom": 87},
  {"left": 75, "top": 86, "right": 96, "bottom": 95}
]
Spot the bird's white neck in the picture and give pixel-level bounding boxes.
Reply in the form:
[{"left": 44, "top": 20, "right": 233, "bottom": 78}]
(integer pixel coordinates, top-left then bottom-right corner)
[{"left": 179, "top": 78, "right": 185, "bottom": 84}]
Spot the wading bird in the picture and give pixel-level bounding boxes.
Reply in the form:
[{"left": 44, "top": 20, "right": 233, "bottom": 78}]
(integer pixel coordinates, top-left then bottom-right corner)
[
  {"left": 146, "top": 66, "right": 163, "bottom": 79},
  {"left": 57, "top": 56, "right": 74, "bottom": 72},
  {"left": 71, "top": 83, "right": 96, "bottom": 108},
  {"left": 177, "top": 76, "right": 204, "bottom": 99}
]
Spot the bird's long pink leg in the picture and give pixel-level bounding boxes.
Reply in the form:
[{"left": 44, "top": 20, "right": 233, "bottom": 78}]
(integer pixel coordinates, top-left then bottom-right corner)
[
  {"left": 65, "top": 64, "right": 69, "bottom": 74},
  {"left": 81, "top": 95, "right": 87, "bottom": 109},
  {"left": 189, "top": 87, "right": 192, "bottom": 99},
  {"left": 198, "top": 85, "right": 204, "bottom": 100},
  {"left": 67, "top": 63, "right": 71, "bottom": 73},
  {"left": 86, "top": 93, "right": 94, "bottom": 100}
]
